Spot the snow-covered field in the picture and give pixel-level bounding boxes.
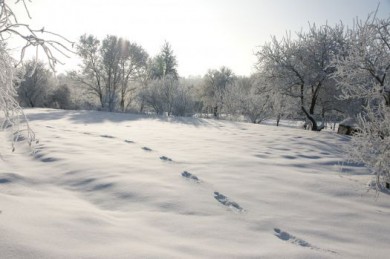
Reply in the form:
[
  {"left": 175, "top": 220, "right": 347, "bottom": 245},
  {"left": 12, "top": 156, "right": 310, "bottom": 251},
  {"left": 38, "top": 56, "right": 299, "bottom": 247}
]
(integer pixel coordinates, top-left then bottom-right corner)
[{"left": 1, "top": 108, "right": 389, "bottom": 258}]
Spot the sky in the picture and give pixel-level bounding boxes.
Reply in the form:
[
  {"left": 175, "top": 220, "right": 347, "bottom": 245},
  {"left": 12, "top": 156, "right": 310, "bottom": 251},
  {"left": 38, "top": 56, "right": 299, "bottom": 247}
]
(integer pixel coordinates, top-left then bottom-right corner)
[{"left": 8, "top": 0, "right": 390, "bottom": 77}]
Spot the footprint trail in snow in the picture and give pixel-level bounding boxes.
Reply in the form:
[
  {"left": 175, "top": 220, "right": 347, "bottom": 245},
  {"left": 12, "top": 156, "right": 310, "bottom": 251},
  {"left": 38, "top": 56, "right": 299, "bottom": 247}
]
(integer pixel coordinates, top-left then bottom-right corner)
[
  {"left": 42, "top": 125, "right": 246, "bottom": 213},
  {"left": 274, "top": 228, "right": 337, "bottom": 254}
]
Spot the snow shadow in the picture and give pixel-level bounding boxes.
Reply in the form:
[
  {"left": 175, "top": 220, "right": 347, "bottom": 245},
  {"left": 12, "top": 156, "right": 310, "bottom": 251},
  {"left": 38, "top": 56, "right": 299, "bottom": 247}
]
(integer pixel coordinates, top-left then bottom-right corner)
[
  {"left": 0, "top": 178, "right": 11, "bottom": 184},
  {"left": 64, "top": 110, "right": 215, "bottom": 127},
  {"left": 0, "top": 173, "right": 31, "bottom": 185},
  {"left": 24, "top": 109, "right": 71, "bottom": 122},
  {"left": 26, "top": 109, "right": 244, "bottom": 128},
  {"left": 34, "top": 151, "right": 60, "bottom": 163}
]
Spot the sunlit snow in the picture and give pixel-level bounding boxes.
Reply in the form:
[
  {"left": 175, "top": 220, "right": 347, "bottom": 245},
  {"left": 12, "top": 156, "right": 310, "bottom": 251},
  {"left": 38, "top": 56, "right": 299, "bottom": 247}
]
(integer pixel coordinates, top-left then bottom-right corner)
[{"left": 1, "top": 108, "right": 389, "bottom": 258}]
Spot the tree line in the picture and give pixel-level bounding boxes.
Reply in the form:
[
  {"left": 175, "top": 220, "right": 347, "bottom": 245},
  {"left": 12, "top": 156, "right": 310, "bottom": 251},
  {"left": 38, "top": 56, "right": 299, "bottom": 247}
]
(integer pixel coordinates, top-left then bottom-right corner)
[{"left": 18, "top": 17, "right": 386, "bottom": 131}]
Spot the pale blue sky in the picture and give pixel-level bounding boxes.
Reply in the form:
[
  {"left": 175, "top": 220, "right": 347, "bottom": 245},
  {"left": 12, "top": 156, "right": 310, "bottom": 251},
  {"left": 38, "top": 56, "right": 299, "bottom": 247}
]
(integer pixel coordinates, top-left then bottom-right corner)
[{"left": 10, "top": 0, "right": 390, "bottom": 77}]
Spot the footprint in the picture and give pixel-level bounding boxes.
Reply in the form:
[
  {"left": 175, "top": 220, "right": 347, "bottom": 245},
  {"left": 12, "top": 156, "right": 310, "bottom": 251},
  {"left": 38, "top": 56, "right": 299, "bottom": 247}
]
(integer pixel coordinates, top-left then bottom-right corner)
[
  {"left": 214, "top": 192, "right": 244, "bottom": 212},
  {"left": 100, "top": 134, "right": 115, "bottom": 139},
  {"left": 274, "top": 228, "right": 310, "bottom": 247},
  {"left": 160, "top": 156, "right": 172, "bottom": 162},
  {"left": 181, "top": 171, "right": 200, "bottom": 182},
  {"left": 273, "top": 228, "right": 336, "bottom": 254},
  {"left": 142, "top": 147, "right": 152, "bottom": 151},
  {"left": 124, "top": 140, "right": 135, "bottom": 144}
]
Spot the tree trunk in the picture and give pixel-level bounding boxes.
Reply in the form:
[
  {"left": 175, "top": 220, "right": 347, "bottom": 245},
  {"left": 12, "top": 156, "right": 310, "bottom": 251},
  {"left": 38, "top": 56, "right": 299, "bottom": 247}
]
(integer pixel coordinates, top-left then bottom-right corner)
[
  {"left": 302, "top": 106, "right": 323, "bottom": 131},
  {"left": 276, "top": 114, "right": 281, "bottom": 126},
  {"left": 99, "top": 93, "right": 104, "bottom": 109},
  {"left": 213, "top": 106, "right": 218, "bottom": 118},
  {"left": 120, "top": 97, "right": 125, "bottom": 112},
  {"left": 309, "top": 95, "right": 317, "bottom": 114}
]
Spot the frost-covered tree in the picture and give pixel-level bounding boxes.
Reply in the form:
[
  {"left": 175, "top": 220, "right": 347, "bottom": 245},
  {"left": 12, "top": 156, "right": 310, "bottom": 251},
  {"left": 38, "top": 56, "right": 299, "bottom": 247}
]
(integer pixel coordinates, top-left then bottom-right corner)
[
  {"left": 0, "top": 43, "right": 35, "bottom": 150},
  {"left": 138, "top": 78, "right": 165, "bottom": 115},
  {"left": 75, "top": 34, "right": 149, "bottom": 112},
  {"left": 256, "top": 23, "right": 346, "bottom": 130},
  {"left": 74, "top": 34, "right": 105, "bottom": 108},
  {"left": 149, "top": 41, "right": 178, "bottom": 80},
  {"left": 0, "top": 0, "right": 71, "bottom": 150},
  {"left": 171, "top": 79, "right": 195, "bottom": 117},
  {"left": 47, "top": 84, "right": 72, "bottom": 109},
  {"left": 203, "top": 67, "right": 235, "bottom": 117},
  {"left": 332, "top": 14, "right": 390, "bottom": 189},
  {"left": 139, "top": 75, "right": 175, "bottom": 115},
  {"left": 138, "top": 42, "right": 181, "bottom": 115},
  {"left": 118, "top": 41, "right": 148, "bottom": 112},
  {"left": 17, "top": 60, "right": 53, "bottom": 107},
  {"left": 160, "top": 75, "right": 179, "bottom": 116},
  {"left": 256, "top": 73, "right": 298, "bottom": 126},
  {"left": 224, "top": 76, "right": 271, "bottom": 123},
  {"left": 100, "top": 35, "right": 122, "bottom": 112},
  {"left": 138, "top": 75, "right": 195, "bottom": 117}
]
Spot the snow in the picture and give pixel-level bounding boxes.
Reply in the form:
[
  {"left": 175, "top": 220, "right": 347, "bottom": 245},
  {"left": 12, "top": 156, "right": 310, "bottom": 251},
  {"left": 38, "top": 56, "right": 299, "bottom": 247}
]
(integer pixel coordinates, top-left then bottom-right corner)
[{"left": 1, "top": 108, "right": 389, "bottom": 258}]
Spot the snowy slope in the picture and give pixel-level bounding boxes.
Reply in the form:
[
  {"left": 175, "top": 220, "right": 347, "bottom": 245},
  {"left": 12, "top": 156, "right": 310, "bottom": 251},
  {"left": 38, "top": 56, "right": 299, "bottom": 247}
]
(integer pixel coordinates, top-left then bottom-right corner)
[{"left": 0, "top": 108, "right": 389, "bottom": 258}]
